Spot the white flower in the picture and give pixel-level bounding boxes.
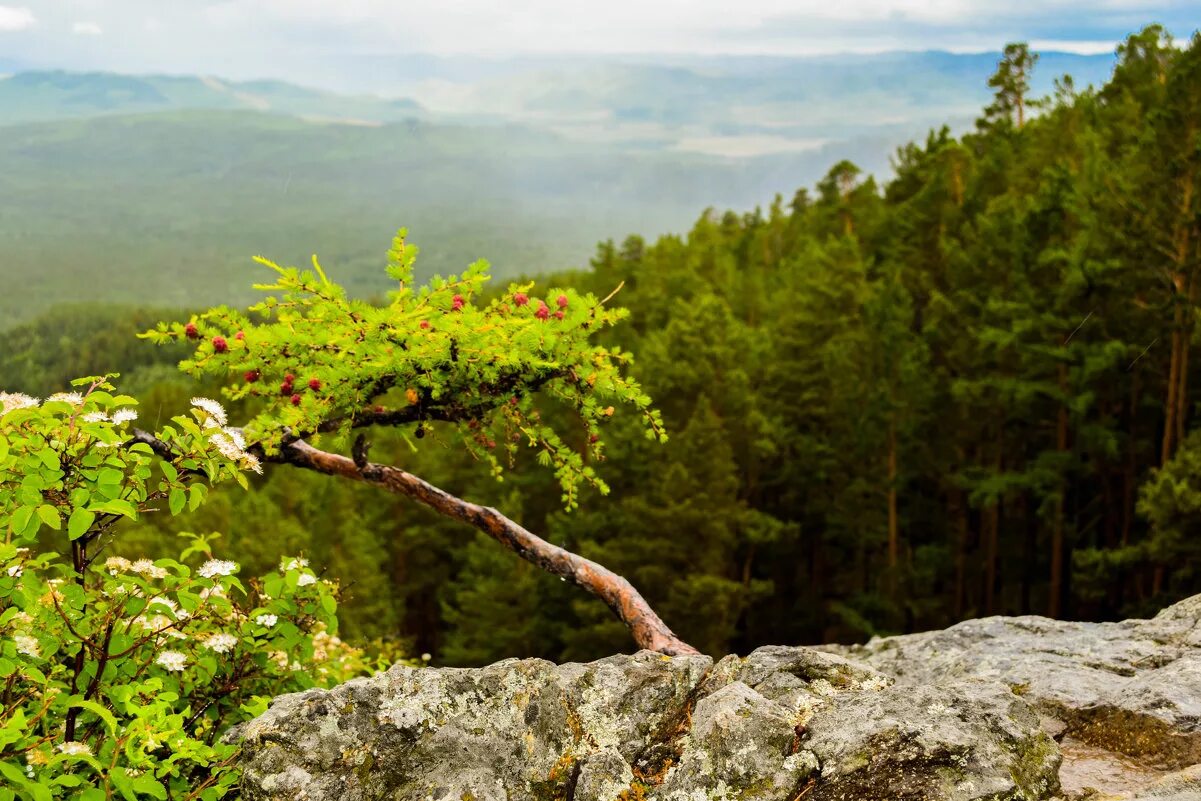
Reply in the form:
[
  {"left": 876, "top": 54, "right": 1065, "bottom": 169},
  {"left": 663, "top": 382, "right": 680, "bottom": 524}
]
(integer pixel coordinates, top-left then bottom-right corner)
[
  {"left": 209, "top": 429, "right": 262, "bottom": 474},
  {"left": 46, "top": 392, "right": 84, "bottom": 406},
  {"left": 7, "top": 564, "right": 22, "bottom": 578},
  {"left": 269, "top": 650, "right": 288, "bottom": 668},
  {"left": 104, "top": 557, "right": 132, "bottom": 574},
  {"left": 204, "top": 633, "right": 238, "bottom": 654},
  {"left": 282, "top": 557, "right": 309, "bottom": 571},
  {"left": 81, "top": 411, "right": 109, "bottom": 423},
  {"left": 130, "top": 559, "right": 168, "bottom": 580},
  {"left": 155, "top": 651, "right": 187, "bottom": 672},
  {"left": 14, "top": 634, "right": 39, "bottom": 658},
  {"left": 191, "top": 397, "right": 227, "bottom": 426},
  {"left": 111, "top": 409, "right": 138, "bottom": 425},
  {"left": 421, "top": 653, "right": 432, "bottom": 662},
  {"left": 0, "top": 392, "right": 39, "bottom": 415},
  {"left": 296, "top": 573, "right": 317, "bottom": 587},
  {"left": 199, "top": 585, "right": 226, "bottom": 600},
  {"left": 56, "top": 741, "right": 92, "bottom": 757},
  {"left": 209, "top": 431, "right": 241, "bottom": 460},
  {"left": 198, "top": 559, "right": 238, "bottom": 579},
  {"left": 149, "top": 597, "right": 188, "bottom": 621},
  {"left": 290, "top": 660, "right": 302, "bottom": 671},
  {"left": 255, "top": 614, "right": 278, "bottom": 627}
]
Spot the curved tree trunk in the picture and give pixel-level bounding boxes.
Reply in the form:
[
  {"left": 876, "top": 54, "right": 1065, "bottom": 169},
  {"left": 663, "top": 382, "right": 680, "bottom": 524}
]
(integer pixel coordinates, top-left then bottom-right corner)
[{"left": 272, "top": 439, "right": 699, "bottom": 656}]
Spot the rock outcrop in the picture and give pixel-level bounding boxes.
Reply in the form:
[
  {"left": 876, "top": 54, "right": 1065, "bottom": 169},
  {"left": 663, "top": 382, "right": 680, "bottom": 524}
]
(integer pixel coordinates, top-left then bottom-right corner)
[
  {"left": 236, "top": 647, "right": 1059, "bottom": 800},
  {"left": 235, "top": 595, "right": 1201, "bottom": 800},
  {"left": 829, "top": 595, "right": 1201, "bottom": 799}
]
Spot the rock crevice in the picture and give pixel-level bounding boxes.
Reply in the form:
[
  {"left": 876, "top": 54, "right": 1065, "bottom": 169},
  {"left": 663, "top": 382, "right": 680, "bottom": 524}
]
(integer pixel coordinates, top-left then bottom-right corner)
[{"left": 236, "top": 596, "right": 1201, "bottom": 800}]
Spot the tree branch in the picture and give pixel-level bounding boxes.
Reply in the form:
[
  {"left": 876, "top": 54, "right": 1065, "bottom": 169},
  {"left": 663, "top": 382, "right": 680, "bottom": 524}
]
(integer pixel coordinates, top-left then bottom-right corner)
[
  {"left": 129, "top": 427, "right": 699, "bottom": 656},
  {"left": 271, "top": 439, "right": 698, "bottom": 656}
]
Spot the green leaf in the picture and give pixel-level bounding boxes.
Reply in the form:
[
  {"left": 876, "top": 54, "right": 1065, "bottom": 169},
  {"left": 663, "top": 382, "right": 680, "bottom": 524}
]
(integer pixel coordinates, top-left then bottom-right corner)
[
  {"left": 169, "top": 488, "right": 186, "bottom": 516},
  {"left": 36, "top": 504, "right": 61, "bottom": 530},
  {"left": 7, "top": 506, "right": 33, "bottom": 536},
  {"left": 188, "top": 484, "right": 206, "bottom": 512},
  {"left": 91, "top": 498, "right": 138, "bottom": 518},
  {"left": 0, "top": 761, "right": 51, "bottom": 801},
  {"left": 68, "top": 508, "right": 97, "bottom": 540},
  {"left": 68, "top": 698, "right": 119, "bottom": 735}
]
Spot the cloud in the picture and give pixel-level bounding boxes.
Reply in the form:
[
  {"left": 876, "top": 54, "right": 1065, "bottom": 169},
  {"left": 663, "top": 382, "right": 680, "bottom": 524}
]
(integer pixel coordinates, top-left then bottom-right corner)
[
  {"left": 72, "top": 21, "right": 102, "bottom": 36},
  {"left": 0, "top": 5, "right": 34, "bottom": 32},
  {"left": 1, "top": 0, "right": 1192, "bottom": 86}
]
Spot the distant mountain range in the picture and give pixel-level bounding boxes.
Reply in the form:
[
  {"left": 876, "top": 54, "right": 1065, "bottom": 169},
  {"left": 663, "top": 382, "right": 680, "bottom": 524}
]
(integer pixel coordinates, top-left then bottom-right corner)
[
  {"left": 1, "top": 50, "right": 1116, "bottom": 153},
  {"left": 0, "top": 49, "right": 1119, "bottom": 326},
  {"left": 0, "top": 71, "right": 424, "bottom": 127}
]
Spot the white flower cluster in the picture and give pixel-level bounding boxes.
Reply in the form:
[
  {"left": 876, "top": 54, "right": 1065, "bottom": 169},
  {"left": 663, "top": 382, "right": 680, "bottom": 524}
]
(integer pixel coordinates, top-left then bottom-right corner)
[
  {"left": 191, "top": 398, "right": 262, "bottom": 474},
  {"left": 130, "top": 559, "right": 169, "bottom": 580},
  {"left": 79, "top": 409, "right": 139, "bottom": 425},
  {"left": 105, "top": 556, "right": 132, "bottom": 574},
  {"left": 155, "top": 651, "right": 188, "bottom": 672},
  {"left": 46, "top": 392, "right": 83, "bottom": 406},
  {"left": 204, "top": 633, "right": 238, "bottom": 654},
  {"left": 281, "top": 557, "right": 309, "bottom": 571},
  {"left": 56, "top": 741, "right": 93, "bottom": 757},
  {"left": 0, "top": 392, "right": 39, "bottom": 415},
  {"left": 255, "top": 614, "right": 278, "bottom": 627},
  {"left": 133, "top": 615, "right": 187, "bottom": 639},
  {"left": 297, "top": 573, "right": 317, "bottom": 587},
  {"left": 197, "top": 559, "right": 238, "bottom": 578},
  {"left": 311, "top": 627, "right": 345, "bottom": 662},
  {"left": 191, "top": 397, "right": 227, "bottom": 426},
  {"left": 14, "top": 634, "right": 40, "bottom": 658}
]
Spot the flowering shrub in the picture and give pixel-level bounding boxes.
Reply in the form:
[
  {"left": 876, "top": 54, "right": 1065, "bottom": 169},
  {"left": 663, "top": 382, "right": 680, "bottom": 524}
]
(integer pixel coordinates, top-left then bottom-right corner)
[{"left": 0, "top": 380, "right": 377, "bottom": 799}]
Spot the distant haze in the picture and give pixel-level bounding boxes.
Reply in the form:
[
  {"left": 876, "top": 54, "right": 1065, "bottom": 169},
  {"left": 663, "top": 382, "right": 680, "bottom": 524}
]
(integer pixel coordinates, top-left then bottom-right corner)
[{"left": 0, "top": 1, "right": 1195, "bottom": 91}]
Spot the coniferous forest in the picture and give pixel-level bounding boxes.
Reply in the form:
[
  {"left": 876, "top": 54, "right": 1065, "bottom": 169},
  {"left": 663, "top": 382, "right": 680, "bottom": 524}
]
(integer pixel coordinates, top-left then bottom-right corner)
[{"left": 4, "top": 25, "right": 1201, "bottom": 667}]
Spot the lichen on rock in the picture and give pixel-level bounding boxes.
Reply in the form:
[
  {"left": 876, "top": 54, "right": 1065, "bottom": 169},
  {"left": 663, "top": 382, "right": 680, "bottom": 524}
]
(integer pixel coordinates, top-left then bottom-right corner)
[{"left": 236, "top": 645, "right": 1059, "bottom": 800}]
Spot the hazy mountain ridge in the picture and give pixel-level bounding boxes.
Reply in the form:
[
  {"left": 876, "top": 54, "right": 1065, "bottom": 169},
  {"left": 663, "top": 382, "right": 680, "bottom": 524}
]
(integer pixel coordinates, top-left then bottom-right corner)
[
  {"left": 0, "top": 109, "right": 862, "bottom": 325},
  {"left": 0, "top": 50, "right": 1116, "bottom": 153},
  {"left": 0, "top": 70, "right": 424, "bottom": 127},
  {"left": 0, "top": 48, "right": 1119, "bottom": 325}
]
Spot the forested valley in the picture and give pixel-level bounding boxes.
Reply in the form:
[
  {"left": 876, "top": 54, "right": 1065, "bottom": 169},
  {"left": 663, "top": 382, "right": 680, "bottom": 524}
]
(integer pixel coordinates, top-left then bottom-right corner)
[{"left": 3, "top": 26, "right": 1200, "bottom": 666}]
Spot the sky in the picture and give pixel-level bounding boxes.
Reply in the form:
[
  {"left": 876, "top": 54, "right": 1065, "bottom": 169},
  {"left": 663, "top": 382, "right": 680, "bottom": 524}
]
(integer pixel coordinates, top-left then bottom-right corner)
[{"left": 0, "top": 1, "right": 1195, "bottom": 85}]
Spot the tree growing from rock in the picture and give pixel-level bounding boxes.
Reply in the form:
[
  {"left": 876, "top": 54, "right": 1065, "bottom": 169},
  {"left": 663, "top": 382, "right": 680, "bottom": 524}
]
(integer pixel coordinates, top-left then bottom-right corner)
[{"left": 140, "top": 232, "right": 698, "bottom": 656}]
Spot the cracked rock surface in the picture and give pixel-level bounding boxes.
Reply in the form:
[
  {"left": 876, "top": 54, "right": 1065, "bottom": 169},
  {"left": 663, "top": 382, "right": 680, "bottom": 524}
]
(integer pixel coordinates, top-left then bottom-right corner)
[
  {"left": 827, "top": 595, "right": 1201, "bottom": 799},
  {"left": 828, "top": 594, "right": 1201, "bottom": 773},
  {"left": 236, "top": 646, "right": 1059, "bottom": 800}
]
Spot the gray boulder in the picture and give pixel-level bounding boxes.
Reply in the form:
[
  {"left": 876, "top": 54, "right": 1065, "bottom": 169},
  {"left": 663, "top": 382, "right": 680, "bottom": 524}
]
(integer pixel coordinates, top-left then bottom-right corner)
[
  {"left": 830, "top": 594, "right": 1201, "bottom": 770},
  {"left": 236, "top": 646, "right": 1059, "bottom": 800}
]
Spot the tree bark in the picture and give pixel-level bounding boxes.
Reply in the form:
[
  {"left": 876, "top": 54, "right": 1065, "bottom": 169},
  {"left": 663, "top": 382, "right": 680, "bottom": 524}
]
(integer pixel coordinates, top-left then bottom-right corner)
[
  {"left": 950, "top": 487, "right": 968, "bottom": 619},
  {"left": 1049, "top": 363, "right": 1069, "bottom": 619},
  {"left": 1162, "top": 322, "right": 1181, "bottom": 466},
  {"left": 887, "top": 415, "right": 899, "bottom": 572},
  {"left": 983, "top": 435, "right": 1003, "bottom": 616},
  {"left": 272, "top": 439, "right": 700, "bottom": 656}
]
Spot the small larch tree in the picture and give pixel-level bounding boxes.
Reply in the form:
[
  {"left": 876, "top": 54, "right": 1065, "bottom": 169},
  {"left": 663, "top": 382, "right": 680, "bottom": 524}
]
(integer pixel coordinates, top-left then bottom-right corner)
[{"left": 140, "top": 231, "right": 698, "bottom": 656}]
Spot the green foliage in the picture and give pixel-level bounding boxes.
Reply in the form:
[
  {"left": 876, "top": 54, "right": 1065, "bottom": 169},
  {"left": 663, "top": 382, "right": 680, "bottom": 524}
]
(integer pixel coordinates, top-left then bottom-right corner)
[
  {"left": 5, "top": 26, "right": 1201, "bottom": 667},
  {"left": 142, "top": 231, "right": 666, "bottom": 508},
  {"left": 0, "top": 382, "right": 379, "bottom": 797}
]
